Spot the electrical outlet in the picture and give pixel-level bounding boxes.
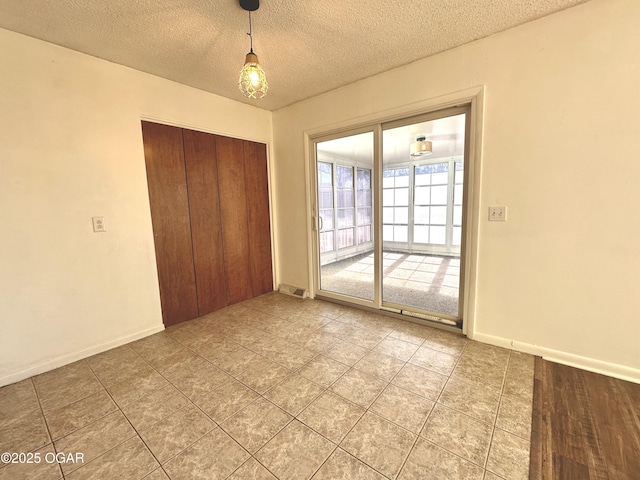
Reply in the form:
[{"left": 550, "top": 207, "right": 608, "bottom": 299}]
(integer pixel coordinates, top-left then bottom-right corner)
[
  {"left": 92, "top": 217, "right": 106, "bottom": 232},
  {"left": 488, "top": 206, "right": 506, "bottom": 222}
]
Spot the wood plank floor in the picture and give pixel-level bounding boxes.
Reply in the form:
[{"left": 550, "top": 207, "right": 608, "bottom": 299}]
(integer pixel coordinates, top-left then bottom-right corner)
[{"left": 530, "top": 357, "right": 640, "bottom": 479}]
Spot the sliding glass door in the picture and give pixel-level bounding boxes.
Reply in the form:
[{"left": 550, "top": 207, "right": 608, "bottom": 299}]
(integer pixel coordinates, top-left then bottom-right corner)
[
  {"left": 316, "top": 131, "right": 375, "bottom": 302},
  {"left": 381, "top": 112, "right": 466, "bottom": 320},
  {"left": 313, "top": 107, "right": 469, "bottom": 327}
]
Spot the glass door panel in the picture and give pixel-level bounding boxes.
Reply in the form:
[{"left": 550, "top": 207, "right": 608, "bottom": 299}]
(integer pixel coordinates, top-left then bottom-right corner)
[
  {"left": 381, "top": 112, "right": 466, "bottom": 319},
  {"left": 313, "top": 106, "right": 469, "bottom": 328},
  {"left": 317, "top": 162, "right": 335, "bottom": 257},
  {"left": 316, "top": 131, "right": 374, "bottom": 301}
]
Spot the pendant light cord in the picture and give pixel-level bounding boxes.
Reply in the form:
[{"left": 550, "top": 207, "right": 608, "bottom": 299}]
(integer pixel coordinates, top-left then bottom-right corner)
[{"left": 247, "top": 11, "right": 253, "bottom": 53}]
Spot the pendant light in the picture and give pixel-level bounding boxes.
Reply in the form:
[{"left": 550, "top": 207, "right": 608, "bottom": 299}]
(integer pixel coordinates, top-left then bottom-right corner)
[
  {"left": 410, "top": 136, "right": 433, "bottom": 156},
  {"left": 238, "top": 0, "right": 268, "bottom": 99}
]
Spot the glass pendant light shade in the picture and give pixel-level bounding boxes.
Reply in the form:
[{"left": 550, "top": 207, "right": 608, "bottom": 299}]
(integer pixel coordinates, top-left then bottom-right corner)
[{"left": 238, "top": 52, "right": 268, "bottom": 99}]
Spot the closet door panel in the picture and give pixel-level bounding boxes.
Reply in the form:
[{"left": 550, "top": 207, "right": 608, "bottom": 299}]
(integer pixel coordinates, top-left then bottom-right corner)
[
  {"left": 183, "top": 129, "right": 228, "bottom": 314},
  {"left": 141, "top": 121, "right": 198, "bottom": 326},
  {"left": 244, "top": 141, "right": 273, "bottom": 296},
  {"left": 215, "top": 135, "right": 254, "bottom": 304}
]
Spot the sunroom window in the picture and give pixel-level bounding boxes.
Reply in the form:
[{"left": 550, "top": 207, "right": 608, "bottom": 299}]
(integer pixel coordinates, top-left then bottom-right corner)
[
  {"left": 382, "top": 157, "right": 462, "bottom": 255},
  {"left": 317, "top": 158, "right": 373, "bottom": 264}
]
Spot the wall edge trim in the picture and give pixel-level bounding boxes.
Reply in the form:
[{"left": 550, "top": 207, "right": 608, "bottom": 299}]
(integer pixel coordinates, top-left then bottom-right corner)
[
  {"left": 0, "top": 325, "right": 165, "bottom": 387},
  {"left": 472, "top": 332, "right": 640, "bottom": 385}
]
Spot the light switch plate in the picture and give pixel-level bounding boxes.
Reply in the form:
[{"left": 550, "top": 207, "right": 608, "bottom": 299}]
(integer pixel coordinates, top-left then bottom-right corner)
[
  {"left": 92, "top": 217, "right": 106, "bottom": 232},
  {"left": 489, "top": 206, "right": 506, "bottom": 222}
]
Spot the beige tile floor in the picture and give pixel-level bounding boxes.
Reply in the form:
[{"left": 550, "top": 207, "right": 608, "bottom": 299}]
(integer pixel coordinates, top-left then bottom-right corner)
[{"left": 0, "top": 293, "right": 534, "bottom": 480}]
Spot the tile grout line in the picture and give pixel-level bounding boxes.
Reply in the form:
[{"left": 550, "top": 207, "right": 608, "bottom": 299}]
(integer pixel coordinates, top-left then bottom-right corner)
[
  {"left": 394, "top": 332, "right": 472, "bottom": 478},
  {"left": 220, "top": 302, "right": 445, "bottom": 477},
  {"left": 92, "top": 338, "right": 267, "bottom": 479},
  {"left": 264, "top": 300, "right": 505, "bottom": 477},
  {"left": 482, "top": 349, "right": 513, "bottom": 473},
  {"left": 83, "top": 355, "right": 173, "bottom": 479},
  {"left": 245, "top": 316, "right": 397, "bottom": 478},
  {"left": 53, "top": 365, "right": 141, "bottom": 478},
  {"left": 124, "top": 345, "right": 241, "bottom": 477},
  {"left": 297, "top": 323, "right": 423, "bottom": 478},
  {"left": 29, "top": 376, "right": 65, "bottom": 480},
  {"left": 399, "top": 331, "right": 518, "bottom": 475},
  {"left": 5, "top": 294, "right": 533, "bottom": 480},
  {"left": 54, "top": 359, "right": 139, "bottom": 478},
  {"left": 302, "top": 444, "right": 339, "bottom": 480}
]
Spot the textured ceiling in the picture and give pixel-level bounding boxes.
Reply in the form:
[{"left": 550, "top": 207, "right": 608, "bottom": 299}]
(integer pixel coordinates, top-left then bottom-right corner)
[{"left": 0, "top": 0, "right": 590, "bottom": 111}]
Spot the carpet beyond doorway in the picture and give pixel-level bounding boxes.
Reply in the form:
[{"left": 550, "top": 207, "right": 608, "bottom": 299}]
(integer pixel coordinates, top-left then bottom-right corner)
[{"left": 320, "top": 252, "right": 460, "bottom": 317}]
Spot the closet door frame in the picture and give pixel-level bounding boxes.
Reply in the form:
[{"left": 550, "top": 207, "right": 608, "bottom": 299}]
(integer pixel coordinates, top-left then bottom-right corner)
[{"left": 141, "top": 119, "right": 276, "bottom": 325}]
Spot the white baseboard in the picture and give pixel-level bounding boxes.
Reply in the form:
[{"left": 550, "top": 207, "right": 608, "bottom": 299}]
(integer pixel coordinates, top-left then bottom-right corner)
[
  {"left": 0, "top": 325, "right": 165, "bottom": 387},
  {"left": 472, "top": 332, "right": 640, "bottom": 385}
]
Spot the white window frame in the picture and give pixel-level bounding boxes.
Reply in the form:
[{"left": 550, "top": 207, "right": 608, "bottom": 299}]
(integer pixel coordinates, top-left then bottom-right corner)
[
  {"left": 317, "top": 152, "right": 374, "bottom": 265},
  {"left": 382, "top": 155, "right": 463, "bottom": 256}
]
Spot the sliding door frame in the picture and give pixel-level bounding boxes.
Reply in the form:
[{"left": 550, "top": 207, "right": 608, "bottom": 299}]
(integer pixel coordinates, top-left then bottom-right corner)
[
  {"left": 380, "top": 105, "right": 470, "bottom": 323},
  {"left": 304, "top": 86, "right": 484, "bottom": 336},
  {"left": 309, "top": 125, "right": 381, "bottom": 309}
]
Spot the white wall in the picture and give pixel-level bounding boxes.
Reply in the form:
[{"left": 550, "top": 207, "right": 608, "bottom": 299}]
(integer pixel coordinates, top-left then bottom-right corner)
[
  {"left": 272, "top": 0, "right": 640, "bottom": 381},
  {"left": 0, "top": 29, "right": 272, "bottom": 386}
]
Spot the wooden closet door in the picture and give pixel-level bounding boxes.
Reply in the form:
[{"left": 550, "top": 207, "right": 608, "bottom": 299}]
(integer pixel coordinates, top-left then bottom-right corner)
[
  {"left": 141, "top": 121, "right": 198, "bottom": 326},
  {"left": 183, "top": 129, "right": 228, "bottom": 314},
  {"left": 215, "top": 135, "right": 254, "bottom": 304},
  {"left": 243, "top": 141, "right": 273, "bottom": 296}
]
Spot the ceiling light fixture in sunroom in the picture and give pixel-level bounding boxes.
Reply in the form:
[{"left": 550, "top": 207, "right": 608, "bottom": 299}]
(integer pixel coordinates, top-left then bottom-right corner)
[{"left": 410, "top": 136, "right": 433, "bottom": 156}]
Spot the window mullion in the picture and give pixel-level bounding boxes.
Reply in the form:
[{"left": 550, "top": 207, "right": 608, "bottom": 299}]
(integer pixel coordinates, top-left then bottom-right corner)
[
  {"left": 353, "top": 167, "right": 358, "bottom": 247},
  {"left": 446, "top": 158, "right": 455, "bottom": 252},
  {"left": 332, "top": 161, "right": 338, "bottom": 261},
  {"left": 408, "top": 163, "right": 415, "bottom": 252}
]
